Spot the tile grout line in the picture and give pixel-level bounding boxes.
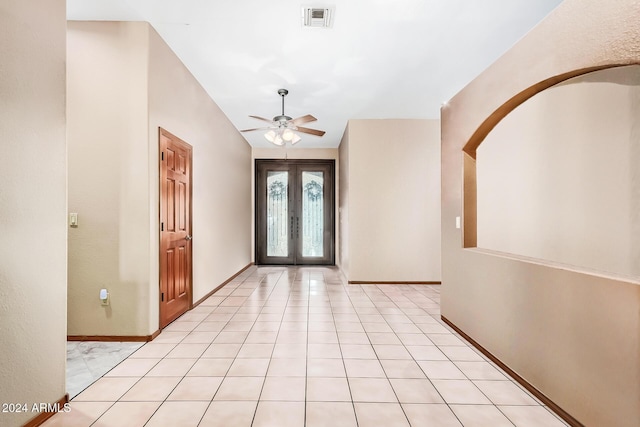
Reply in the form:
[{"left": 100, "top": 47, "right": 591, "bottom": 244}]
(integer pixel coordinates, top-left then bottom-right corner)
[
  {"left": 150, "top": 269, "right": 254, "bottom": 426},
  {"left": 353, "top": 282, "right": 411, "bottom": 425},
  {"left": 248, "top": 268, "right": 294, "bottom": 426},
  {"left": 379, "top": 284, "right": 506, "bottom": 426},
  {"left": 330, "top": 272, "right": 359, "bottom": 426},
  {"left": 376, "top": 283, "right": 520, "bottom": 427},
  {"left": 195, "top": 267, "right": 275, "bottom": 427}
]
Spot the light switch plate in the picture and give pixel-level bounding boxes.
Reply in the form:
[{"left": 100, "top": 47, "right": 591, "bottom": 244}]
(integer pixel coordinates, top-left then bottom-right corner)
[
  {"left": 70, "top": 213, "right": 78, "bottom": 227},
  {"left": 455, "top": 216, "right": 461, "bottom": 229}
]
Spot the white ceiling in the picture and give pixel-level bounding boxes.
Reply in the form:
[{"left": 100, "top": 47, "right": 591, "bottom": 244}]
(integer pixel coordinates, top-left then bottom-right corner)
[{"left": 67, "top": 0, "right": 563, "bottom": 148}]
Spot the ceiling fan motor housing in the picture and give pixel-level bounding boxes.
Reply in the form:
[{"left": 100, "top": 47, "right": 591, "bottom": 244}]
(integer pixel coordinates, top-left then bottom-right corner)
[{"left": 273, "top": 115, "right": 293, "bottom": 123}]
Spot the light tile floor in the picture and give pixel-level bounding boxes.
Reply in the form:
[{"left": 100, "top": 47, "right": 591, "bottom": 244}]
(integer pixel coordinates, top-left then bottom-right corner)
[
  {"left": 67, "top": 341, "right": 144, "bottom": 398},
  {"left": 45, "top": 266, "right": 568, "bottom": 426}
]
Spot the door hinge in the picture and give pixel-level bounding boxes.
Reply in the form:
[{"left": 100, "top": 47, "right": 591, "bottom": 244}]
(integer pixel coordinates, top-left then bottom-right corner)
[
  {"left": 161, "top": 292, "right": 164, "bottom": 302},
  {"left": 161, "top": 151, "right": 164, "bottom": 161},
  {"left": 161, "top": 222, "right": 164, "bottom": 231}
]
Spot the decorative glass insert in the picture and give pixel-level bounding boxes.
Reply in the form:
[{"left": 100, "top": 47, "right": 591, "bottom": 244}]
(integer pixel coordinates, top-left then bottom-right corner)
[
  {"left": 267, "top": 171, "right": 288, "bottom": 257},
  {"left": 302, "top": 171, "right": 324, "bottom": 257}
]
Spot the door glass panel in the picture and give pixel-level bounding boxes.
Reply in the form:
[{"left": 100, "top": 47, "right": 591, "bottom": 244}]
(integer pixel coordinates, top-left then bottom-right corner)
[
  {"left": 266, "top": 171, "right": 288, "bottom": 257},
  {"left": 302, "top": 171, "right": 324, "bottom": 257}
]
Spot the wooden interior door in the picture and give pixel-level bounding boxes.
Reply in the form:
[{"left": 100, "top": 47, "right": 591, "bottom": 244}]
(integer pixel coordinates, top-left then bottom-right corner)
[{"left": 159, "top": 128, "right": 193, "bottom": 329}]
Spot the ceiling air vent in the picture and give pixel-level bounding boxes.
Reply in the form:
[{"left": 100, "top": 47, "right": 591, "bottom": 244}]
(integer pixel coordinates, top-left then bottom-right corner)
[{"left": 302, "top": 6, "right": 335, "bottom": 28}]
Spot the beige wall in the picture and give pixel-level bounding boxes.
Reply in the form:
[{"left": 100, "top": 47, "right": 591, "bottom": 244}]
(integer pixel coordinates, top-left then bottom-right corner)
[
  {"left": 148, "top": 26, "right": 252, "bottom": 316},
  {"left": 0, "top": 1, "right": 67, "bottom": 426},
  {"left": 250, "top": 147, "right": 339, "bottom": 264},
  {"left": 67, "top": 22, "right": 150, "bottom": 336},
  {"left": 67, "top": 21, "right": 252, "bottom": 336},
  {"left": 341, "top": 119, "right": 441, "bottom": 282},
  {"left": 338, "top": 127, "right": 350, "bottom": 278},
  {"left": 441, "top": 0, "right": 640, "bottom": 425},
  {"left": 477, "top": 66, "right": 640, "bottom": 278}
]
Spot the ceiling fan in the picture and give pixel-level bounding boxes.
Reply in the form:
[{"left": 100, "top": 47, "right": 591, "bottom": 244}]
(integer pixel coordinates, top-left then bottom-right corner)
[{"left": 241, "top": 89, "right": 326, "bottom": 146}]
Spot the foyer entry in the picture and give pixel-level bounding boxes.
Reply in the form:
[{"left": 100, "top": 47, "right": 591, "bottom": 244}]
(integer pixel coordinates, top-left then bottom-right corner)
[{"left": 255, "top": 159, "right": 335, "bottom": 265}]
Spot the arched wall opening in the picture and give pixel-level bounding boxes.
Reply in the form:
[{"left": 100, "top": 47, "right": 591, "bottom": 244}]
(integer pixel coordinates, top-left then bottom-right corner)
[{"left": 461, "top": 64, "right": 640, "bottom": 279}]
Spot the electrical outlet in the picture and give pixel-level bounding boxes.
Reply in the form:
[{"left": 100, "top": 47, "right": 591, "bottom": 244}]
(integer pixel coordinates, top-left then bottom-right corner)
[{"left": 99, "top": 288, "right": 110, "bottom": 306}]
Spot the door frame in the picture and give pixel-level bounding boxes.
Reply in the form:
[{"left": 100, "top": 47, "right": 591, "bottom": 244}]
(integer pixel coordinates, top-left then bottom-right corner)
[
  {"left": 159, "top": 127, "right": 193, "bottom": 329},
  {"left": 255, "top": 159, "right": 335, "bottom": 265}
]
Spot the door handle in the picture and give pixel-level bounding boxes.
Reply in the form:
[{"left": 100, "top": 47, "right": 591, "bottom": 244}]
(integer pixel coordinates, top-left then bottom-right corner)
[
  {"left": 185, "top": 234, "right": 192, "bottom": 241},
  {"left": 290, "top": 216, "right": 294, "bottom": 239}
]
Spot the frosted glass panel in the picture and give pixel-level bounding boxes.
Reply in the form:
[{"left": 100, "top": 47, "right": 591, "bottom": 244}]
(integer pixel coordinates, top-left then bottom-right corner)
[
  {"left": 267, "top": 171, "right": 288, "bottom": 257},
  {"left": 302, "top": 171, "right": 324, "bottom": 257}
]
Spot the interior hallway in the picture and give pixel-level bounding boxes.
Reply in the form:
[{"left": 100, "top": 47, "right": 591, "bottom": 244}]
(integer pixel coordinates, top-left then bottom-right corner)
[{"left": 45, "top": 266, "right": 567, "bottom": 427}]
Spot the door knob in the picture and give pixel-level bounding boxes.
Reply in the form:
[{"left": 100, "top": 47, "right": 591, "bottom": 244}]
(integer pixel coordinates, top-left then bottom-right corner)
[{"left": 185, "top": 235, "right": 192, "bottom": 241}]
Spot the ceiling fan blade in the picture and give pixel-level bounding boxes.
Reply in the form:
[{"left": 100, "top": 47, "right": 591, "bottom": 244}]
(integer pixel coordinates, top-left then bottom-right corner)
[
  {"left": 249, "top": 115, "right": 275, "bottom": 124},
  {"left": 289, "top": 114, "right": 317, "bottom": 126},
  {"left": 296, "top": 126, "right": 326, "bottom": 137},
  {"left": 240, "top": 127, "right": 271, "bottom": 132}
]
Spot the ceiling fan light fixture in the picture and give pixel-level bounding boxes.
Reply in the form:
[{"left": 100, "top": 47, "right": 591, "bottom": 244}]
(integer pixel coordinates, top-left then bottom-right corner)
[
  {"left": 282, "top": 129, "right": 295, "bottom": 141},
  {"left": 264, "top": 129, "right": 277, "bottom": 143},
  {"left": 273, "top": 134, "right": 284, "bottom": 145},
  {"left": 291, "top": 133, "right": 302, "bottom": 145}
]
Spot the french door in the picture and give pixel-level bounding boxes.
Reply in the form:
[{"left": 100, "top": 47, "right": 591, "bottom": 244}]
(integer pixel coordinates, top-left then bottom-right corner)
[{"left": 256, "top": 159, "right": 335, "bottom": 265}]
